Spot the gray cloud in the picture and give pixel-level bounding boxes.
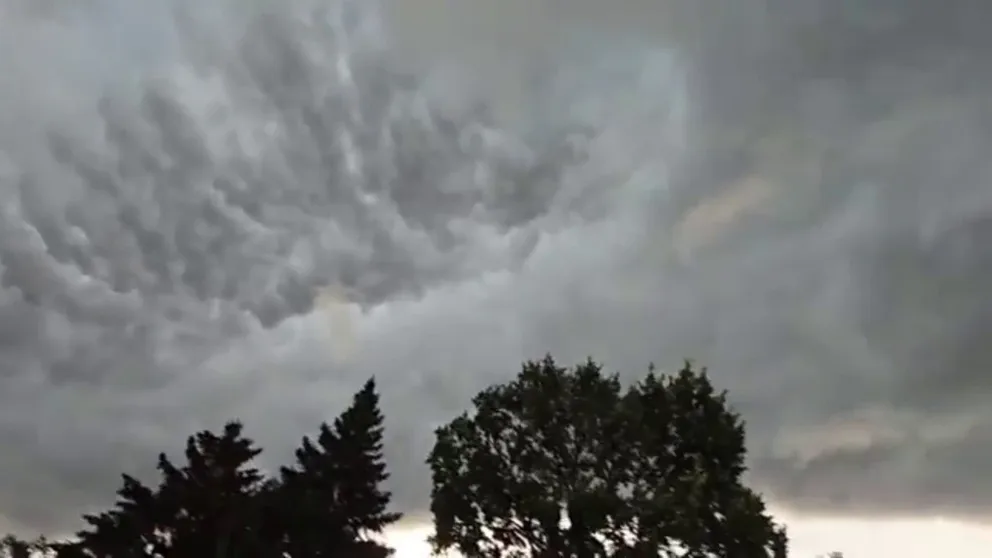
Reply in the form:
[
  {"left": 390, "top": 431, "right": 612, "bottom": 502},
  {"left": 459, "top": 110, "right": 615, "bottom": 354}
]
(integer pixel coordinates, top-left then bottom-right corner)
[{"left": 1, "top": 0, "right": 991, "bottom": 536}]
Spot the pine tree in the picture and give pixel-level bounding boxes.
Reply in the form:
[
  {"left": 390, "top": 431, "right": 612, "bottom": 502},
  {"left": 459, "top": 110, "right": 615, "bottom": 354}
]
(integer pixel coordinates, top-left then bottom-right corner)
[
  {"left": 332, "top": 378, "right": 402, "bottom": 537},
  {"left": 154, "top": 421, "right": 270, "bottom": 558},
  {"left": 15, "top": 380, "right": 401, "bottom": 558},
  {"left": 1, "top": 535, "right": 32, "bottom": 558},
  {"left": 59, "top": 472, "right": 165, "bottom": 557},
  {"left": 279, "top": 378, "right": 401, "bottom": 557},
  {"left": 61, "top": 421, "right": 272, "bottom": 558}
]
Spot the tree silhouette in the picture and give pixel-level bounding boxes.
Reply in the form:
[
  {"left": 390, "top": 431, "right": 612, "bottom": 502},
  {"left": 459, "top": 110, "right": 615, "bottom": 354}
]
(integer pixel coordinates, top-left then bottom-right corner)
[
  {"left": 8, "top": 377, "right": 400, "bottom": 558},
  {"left": 277, "top": 377, "right": 401, "bottom": 558},
  {"left": 2, "top": 361, "right": 796, "bottom": 558},
  {"left": 0, "top": 535, "right": 33, "bottom": 558},
  {"left": 155, "top": 421, "right": 271, "bottom": 558},
  {"left": 55, "top": 421, "right": 270, "bottom": 558},
  {"left": 427, "top": 356, "right": 788, "bottom": 558}
]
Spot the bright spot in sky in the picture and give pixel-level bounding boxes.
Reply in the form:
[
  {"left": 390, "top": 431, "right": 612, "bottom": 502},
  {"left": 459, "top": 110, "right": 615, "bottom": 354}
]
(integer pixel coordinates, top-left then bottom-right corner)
[{"left": 384, "top": 525, "right": 433, "bottom": 558}]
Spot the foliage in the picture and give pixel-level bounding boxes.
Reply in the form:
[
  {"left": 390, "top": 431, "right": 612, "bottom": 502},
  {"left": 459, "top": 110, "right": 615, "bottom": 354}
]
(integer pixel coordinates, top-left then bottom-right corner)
[
  {"left": 0, "top": 535, "right": 47, "bottom": 558},
  {"left": 276, "top": 378, "right": 401, "bottom": 558},
  {"left": 3, "top": 356, "right": 799, "bottom": 558},
  {"left": 427, "top": 355, "right": 788, "bottom": 558},
  {"left": 7, "top": 377, "right": 400, "bottom": 558}
]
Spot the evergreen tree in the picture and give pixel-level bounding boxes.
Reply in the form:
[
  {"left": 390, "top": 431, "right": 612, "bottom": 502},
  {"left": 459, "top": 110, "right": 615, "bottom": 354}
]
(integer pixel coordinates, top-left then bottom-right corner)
[
  {"left": 60, "top": 473, "right": 167, "bottom": 557},
  {"left": 1, "top": 379, "right": 401, "bottom": 557},
  {"left": 279, "top": 378, "right": 401, "bottom": 557},
  {"left": 153, "top": 421, "right": 271, "bottom": 558},
  {"left": 1, "top": 535, "right": 33, "bottom": 558},
  {"left": 57, "top": 421, "right": 273, "bottom": 558}
]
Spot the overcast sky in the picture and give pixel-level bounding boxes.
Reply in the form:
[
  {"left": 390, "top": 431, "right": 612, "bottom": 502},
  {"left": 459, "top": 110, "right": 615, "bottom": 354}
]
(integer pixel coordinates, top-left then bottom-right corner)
[{"left": 0, "top": 0, "right": 991, "bottom": 555}]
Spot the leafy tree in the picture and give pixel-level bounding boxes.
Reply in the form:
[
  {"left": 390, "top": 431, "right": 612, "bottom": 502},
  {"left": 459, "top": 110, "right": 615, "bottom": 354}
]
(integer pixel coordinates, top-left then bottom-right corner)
[{"left": 427, "top": 355, "right": 788, "bottom": 558}]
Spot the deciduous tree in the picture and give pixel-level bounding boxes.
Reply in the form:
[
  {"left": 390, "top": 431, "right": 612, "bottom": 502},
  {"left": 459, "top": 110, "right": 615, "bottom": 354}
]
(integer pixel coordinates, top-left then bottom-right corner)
[{"left": 427, "top": 356, "right": 788, "bottom": 558}]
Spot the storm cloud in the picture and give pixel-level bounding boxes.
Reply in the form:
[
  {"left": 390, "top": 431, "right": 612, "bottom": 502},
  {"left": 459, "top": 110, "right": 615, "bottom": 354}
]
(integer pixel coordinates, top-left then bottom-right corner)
[{"left": 0, "top": 0, "right": 990, "bottom": 536}]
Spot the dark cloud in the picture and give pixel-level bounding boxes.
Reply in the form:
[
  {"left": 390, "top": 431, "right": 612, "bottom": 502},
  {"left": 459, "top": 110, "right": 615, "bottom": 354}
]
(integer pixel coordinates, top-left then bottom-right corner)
[{"left": 0, "top": 0, "right": 990, "bottom": 536}]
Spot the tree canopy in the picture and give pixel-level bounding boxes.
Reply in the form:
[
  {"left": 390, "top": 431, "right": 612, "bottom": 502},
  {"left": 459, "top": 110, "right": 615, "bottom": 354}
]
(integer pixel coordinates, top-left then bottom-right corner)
[
  {"left": 1, "top": 378, "right": 400, "bottom": 558},
  {"left": 427, "top": 356, "right": 788, "bottom": 558},
  {"left": 2, "top": 357, "right": 809, "bottom": 558}
]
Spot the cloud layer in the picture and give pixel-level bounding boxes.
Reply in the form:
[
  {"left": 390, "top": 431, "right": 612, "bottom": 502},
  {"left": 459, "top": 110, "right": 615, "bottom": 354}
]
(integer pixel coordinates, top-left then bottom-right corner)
[{"left": 0, "top": 0, "right": 990, "bottom": 534}]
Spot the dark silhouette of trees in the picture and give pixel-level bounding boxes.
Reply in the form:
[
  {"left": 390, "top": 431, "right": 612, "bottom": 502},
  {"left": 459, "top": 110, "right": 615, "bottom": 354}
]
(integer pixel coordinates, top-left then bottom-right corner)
[
  {"left": 14, "top": 377, "right": 400, "bottom": 558},
  {"left": 427, "top": 356, "right": 788, "bottom": 558},
  {"left": 3, "top": 356, "right": 801, "bottom": 558},
  {"left": 0, "top": 535, "right": 41, "bottom": 558},
  {"left": 275, "top": 378, "right": 401, "bottom": 558},
  {"left": 49, "top": 421, "right": 273, "bottom": 558}
]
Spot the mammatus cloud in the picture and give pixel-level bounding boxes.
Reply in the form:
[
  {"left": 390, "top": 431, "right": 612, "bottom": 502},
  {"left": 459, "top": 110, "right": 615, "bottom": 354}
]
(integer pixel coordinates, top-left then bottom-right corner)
[{"left": 0, "top": 0, "right": 990, "bottom": 536}]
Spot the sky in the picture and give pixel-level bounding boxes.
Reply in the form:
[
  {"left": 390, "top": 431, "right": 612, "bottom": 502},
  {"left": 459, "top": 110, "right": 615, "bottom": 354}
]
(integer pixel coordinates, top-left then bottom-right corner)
[{"left": 0, "top": 0, "right": 991, "bottom": 557}]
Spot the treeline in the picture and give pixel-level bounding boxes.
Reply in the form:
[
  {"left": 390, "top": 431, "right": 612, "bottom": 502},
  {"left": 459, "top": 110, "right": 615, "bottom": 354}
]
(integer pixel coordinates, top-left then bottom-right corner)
[{"left": 2, "top": 357, "right": 792, "bottom": 557}]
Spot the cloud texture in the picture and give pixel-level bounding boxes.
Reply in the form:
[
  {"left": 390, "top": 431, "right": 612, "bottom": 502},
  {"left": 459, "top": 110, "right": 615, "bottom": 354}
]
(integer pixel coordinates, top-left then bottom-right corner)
[{"left": 0, "top": 0, "right": 990, "bottom": 534}]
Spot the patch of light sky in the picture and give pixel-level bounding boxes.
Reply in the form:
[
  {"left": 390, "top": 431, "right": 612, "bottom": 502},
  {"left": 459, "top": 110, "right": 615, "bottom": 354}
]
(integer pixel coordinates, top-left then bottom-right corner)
[{"left": 384, "top": 514, "right": 992, "bottom": 558}]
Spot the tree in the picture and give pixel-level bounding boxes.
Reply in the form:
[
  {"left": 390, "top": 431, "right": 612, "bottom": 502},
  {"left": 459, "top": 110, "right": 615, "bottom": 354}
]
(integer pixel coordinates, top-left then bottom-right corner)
[
  {"left": 276, "top": 377, "right": 401, "bottom": 558},
  {"left": 13, "top": 377, "right": 401, "bottom": 558},
  {"left": 154, "top": 421, "right": 272, "bottom": 558},
  {"left": 59, "top": 421, "right": 272, "bottom": 558},
  {"left": 1, "top": 535, "right": 33, "bottom": 558},
  {"left": 427, "top": 356, "right": 788, "bottom": 558}
]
